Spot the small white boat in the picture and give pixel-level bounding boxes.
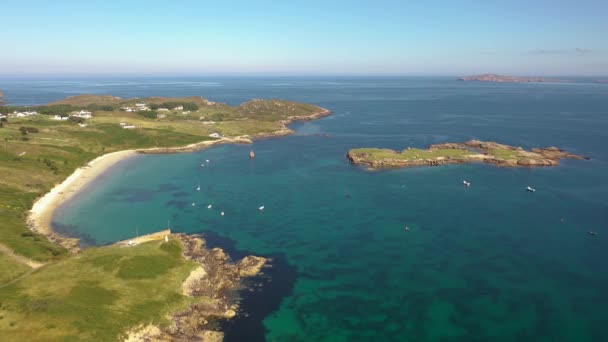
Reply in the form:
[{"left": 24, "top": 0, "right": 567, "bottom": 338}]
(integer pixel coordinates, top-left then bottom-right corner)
[
  {"left": 196, "top": 184, "right": 201, "bottom": 191},
  {"left": 463, "top": 180, "right": 471, "bottom": 187},
  {"left": 526, "top": 186, "right": 536, "bottom": 192},
  {"left": 192, "top": 202, "right": 196, "bottom": 207},
  {"left": 207, "top": 204, "right": 212, "bottom": 209},
  {"left": 221, "top": 211, "right": 225, "bottom": 216},
  {"left": 404, "top": 226, "right": 410, "bottom": 231},
  {"left": 259, "top": 206, "right": 265, "bottom": 211},
  {"left": 206, "top": 159, "right": 210, "bottom": 163},
  {"left": 200, "top": 164, "right": 205, "bottom": 167}
]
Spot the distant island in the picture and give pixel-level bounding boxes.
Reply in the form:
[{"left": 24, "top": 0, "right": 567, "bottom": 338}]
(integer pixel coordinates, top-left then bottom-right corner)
[
  {"left": 596, "top": 80, "right": 608, "bottom": 84},
  {"left": 347, "top": 140, "right": 588, "bottom": 169},
  {"left": 459, "top": 74, "right": 565, "bottom": 83},
  {"left": 0, "top": 94, "right": 330, "bottom": 340}
]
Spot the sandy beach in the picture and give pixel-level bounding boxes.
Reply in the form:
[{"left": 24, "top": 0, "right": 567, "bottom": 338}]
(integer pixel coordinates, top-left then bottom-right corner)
[{"left": 28, "top": 150, "right": 138, "bottom": 243}]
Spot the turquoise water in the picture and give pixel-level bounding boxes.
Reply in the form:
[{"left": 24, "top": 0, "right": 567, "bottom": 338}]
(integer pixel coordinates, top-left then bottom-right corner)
[{"left": 3, "top": 77, "right": 608, "bottom": 341}]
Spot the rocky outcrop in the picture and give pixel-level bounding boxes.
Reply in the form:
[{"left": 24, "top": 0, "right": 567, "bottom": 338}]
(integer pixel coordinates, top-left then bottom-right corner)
[
  {"left": 134, "top": 234, "right": 267, "bottom": 341},
  {"left": 459, "top": 74, "right": 564, "bottom": 83},
  {"left": 347, "top": 140, "right": 588, "bottom": 170}
]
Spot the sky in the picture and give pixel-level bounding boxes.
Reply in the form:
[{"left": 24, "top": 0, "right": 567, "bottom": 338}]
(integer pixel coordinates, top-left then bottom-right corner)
[{"left": 1, "top": 0, "right": 607, "bottom": 76}]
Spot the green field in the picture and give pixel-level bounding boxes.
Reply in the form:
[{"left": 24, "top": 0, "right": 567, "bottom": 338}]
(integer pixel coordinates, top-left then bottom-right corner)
[
  {"left": 0, "top": 239, "right": 201, "bottom": 341},
  {"left": 349, "top": 147, "right": 472, "bottom": 161},
  {"left": 0, "top": 95, "right": 324, "bottom": 339}
]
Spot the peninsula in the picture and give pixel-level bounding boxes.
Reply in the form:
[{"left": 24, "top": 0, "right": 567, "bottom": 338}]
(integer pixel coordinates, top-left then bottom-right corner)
[
  {"left": 347, "top": 140, "right": 588, "bottom": 169},
  {"left": 459, "top": 74, "right": 564, "bottom": 83},
  {"left": 0, "top": 94, "right": 330, "bottom": 340}
]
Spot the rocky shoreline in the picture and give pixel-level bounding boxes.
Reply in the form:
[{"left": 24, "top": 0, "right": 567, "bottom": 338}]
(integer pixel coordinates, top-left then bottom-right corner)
[
  {"left": 347, "top": 140, "right": 589, "bottom": 169},
  {"left": 127, "top": 234, "right": 268, "bottom": 341}
]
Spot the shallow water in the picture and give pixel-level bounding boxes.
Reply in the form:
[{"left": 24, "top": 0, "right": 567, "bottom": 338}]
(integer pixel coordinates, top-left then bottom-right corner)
[{"left": 3, "top": 77, "right": 608, "bottom": 341}]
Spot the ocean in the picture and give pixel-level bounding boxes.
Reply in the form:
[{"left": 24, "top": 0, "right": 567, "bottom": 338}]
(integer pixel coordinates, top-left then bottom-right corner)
[{"left": 2, "top": 76, "right": 608, "bottom": 341}]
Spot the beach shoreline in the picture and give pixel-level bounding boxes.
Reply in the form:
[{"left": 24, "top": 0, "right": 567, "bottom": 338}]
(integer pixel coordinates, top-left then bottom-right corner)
[{"left": 26, "top": 107, "right": 331, "bottom": 251}]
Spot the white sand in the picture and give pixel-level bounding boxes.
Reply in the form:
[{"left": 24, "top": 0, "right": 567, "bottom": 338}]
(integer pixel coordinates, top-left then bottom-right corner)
[{"left": 28, "top": 150, "right": 137, "bottom": 236}]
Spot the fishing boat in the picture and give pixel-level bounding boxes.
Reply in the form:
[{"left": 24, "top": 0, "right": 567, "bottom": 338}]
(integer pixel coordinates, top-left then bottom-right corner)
[
  {"left": 462, "top": 180, "right": 471, "bottom": 187},
  {"left": 526, "top": 186, "right": 536, "bottom": 192},
  {"left": 250, "top": 150, "right": 255, "bottom": 159},
  {"left": 221, "top": 211, "right": 225, "bottom": 216},
  {"left": 196, "top": 183, "right": 201, "bottom": 191},
  {"left": 259, "top": 205, "right": 265, "bottom": 211},
  {"left": 207, "top": 204, "right": 212, "bottom": 209}
]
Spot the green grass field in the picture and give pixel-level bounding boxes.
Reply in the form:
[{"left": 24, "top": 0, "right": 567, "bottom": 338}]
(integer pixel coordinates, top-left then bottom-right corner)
[
  {"left": 350, "top": 147, "right": 472, "bottom": 161},
  {"left": 0, "top": 239, "right": 202, "bottom": 341}
]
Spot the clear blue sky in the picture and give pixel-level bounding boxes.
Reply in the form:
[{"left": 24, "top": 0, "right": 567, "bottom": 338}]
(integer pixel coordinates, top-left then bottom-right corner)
[{"left": 1, "top": 0, "right": 607, "bottom": 76}]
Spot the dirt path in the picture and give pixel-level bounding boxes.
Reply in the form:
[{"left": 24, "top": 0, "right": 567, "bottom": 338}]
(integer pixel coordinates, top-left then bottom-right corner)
[{"left": 0, "top": 242, "right": 44, "bottom": 269}]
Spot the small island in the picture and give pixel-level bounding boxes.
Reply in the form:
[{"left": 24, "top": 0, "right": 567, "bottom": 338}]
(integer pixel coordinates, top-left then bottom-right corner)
[
  {"left": 459, "top": 74, "right": 564, "bottom": 83},
  {"left": 347, "top": 140, "right": 588, "bottom": 169}
]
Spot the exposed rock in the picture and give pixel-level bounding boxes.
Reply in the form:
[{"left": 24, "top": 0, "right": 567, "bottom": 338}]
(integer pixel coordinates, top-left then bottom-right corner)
[{"left": 143, "top": 234, "right": 268, "bottom": 341}]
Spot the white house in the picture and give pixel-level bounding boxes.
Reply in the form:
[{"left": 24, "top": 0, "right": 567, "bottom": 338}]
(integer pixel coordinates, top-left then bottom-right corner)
[
  {"left": 209, "top": 132, "right": 221, "bottom": 138},
  {"left": 78, "top": 123, "right": 88, "bottom": 128},
  {"left": 52, "top": 115, "right": 69, "bottom": 121},
  {"left": 175, "top": 105, "right": 184, "bottom": 110},
  {"left": 135, "top": 103, "right": 146, "bottom": 107},
  {"left": 0, "top": 114, "right": 6, "bottom": 119},
  {"left": 10, "top": 111, "right": 38, "bottom": 118},
  {"left": 71, "top": 110, "right": 92, "bottom": 119},
  {"left": 123, "top": 125, "right": 136, "bottom": 129}
]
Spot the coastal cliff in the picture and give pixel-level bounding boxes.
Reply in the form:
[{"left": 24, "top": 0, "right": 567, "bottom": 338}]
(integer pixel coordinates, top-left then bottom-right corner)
[
  {"left": 459, "top": 74, "right": 564, "bottom": 83},
  {"left": 347, "top": 140, "right": 588, "bottom": 169},
  {"left": 127, "top": 234, "right": 267, "bottom": 341}
]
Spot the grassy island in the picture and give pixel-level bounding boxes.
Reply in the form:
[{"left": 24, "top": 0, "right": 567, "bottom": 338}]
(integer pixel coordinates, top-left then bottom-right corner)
[
  {"left": 0, "top": 94, "right": 329, "bottom": 340},
  {"left": 347, "top": 140, "right": 588, "bottom": 169}
]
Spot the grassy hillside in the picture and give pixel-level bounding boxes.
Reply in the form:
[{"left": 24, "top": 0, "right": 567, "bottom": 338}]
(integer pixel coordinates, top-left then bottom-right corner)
[{"left": 0, "top": 239, "right": 202, "bottom": 341}]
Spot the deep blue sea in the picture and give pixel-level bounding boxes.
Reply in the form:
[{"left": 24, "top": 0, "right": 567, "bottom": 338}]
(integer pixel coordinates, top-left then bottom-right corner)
[{"left": 2, "top": 77, "right": 608, "bottom": 341}]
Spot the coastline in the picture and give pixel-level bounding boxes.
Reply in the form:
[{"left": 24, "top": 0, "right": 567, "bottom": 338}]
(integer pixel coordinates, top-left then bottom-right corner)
[{"left": 26, "top": 107, "right": 331, "bottom": 251}]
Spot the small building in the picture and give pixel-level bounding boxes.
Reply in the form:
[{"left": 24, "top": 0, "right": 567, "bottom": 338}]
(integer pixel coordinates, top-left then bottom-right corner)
[
  {"left": 209, "top": 133, "right": 221, "bottom": 139},
  {"left": 52, "top": 115, "right": 69, "bottom": 121},
  {"left": 122, "top": 124, "right": 136, "bottom": 129},
  {"left": 71, "top": 110, "right": 93, "bottom": 119},
  {"left": 135, "top": 103, "right": 146, "bottom": 107},
  {"left": 157, "top": 113, "right": 166, "bottom": 119},
  {"left": 175, "top": 105, "right": 184, "bottom": 110},
  {"left": 78, "top": 123, "right": 87, "bottom": 128}
]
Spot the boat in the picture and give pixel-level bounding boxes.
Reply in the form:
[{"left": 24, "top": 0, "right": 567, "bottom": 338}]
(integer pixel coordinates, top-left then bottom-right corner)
[
  {"left": 588, "top": 231, "right": 597, "bottom": 236},
  {"left": 462, "top": 180, "right": 471, "bottom": 187},
  {"left": 221, "top": 211, "right": 225, "bottom": 216},
  {"left": 192, "top": 202, "right": 196, "bottom": 207},
  {"left": 259, "top": 205, "right": 265, "bottom": 211},
  {"left": 526, "top": 186, "right": 536, "bottom": 192},
  {"left": 250, "top": 150, "right": 255, "bottom": 159},
  {"left": 207, "top": 204, "right": 212, "bottom": 209},
  {"left": 196, "top": 183, "right": 201, "bottom": 191},
  {"left": 206, "top": 159, "right": 210, "bottom": 163}
]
